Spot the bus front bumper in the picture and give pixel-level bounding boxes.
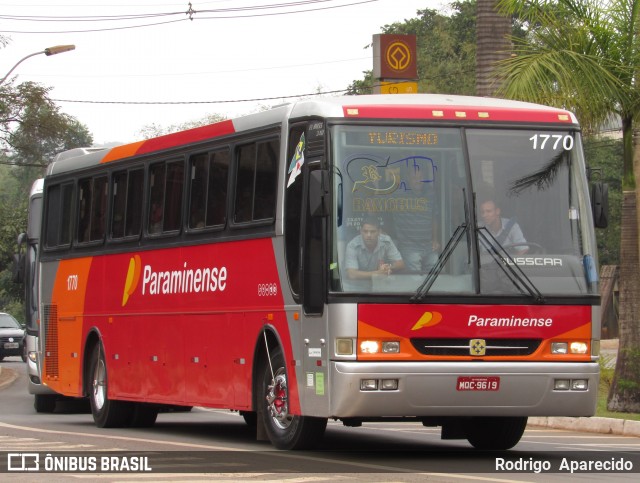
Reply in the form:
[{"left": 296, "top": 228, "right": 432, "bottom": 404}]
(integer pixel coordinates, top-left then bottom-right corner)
[{"left": 328, "top": 361, "right": 598, "bottom": 418}]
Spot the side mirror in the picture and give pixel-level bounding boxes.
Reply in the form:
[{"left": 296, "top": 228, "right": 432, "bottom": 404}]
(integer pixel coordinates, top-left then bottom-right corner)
[
  {"left": 13, "top": 232, "right": 26, "bottom": 284},
  {"left": 591, "top": 182, "right": 608, "bottom": 228},
  {"left": 12, "top": 253, "right": 25, "bottom": 284},
  {"left": 309, "top": 169, "right": 330, "bottom": 217}
]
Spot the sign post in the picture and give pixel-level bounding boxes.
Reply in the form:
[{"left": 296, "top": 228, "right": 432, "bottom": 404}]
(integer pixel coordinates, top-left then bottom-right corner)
[{"left": 372, "top": 34, "right": 418, "bottom": 94}]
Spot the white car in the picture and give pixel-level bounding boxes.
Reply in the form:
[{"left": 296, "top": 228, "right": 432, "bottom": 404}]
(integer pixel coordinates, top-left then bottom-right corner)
[{"left": 0, "top": 312, "right": 26, "bottom": 362}]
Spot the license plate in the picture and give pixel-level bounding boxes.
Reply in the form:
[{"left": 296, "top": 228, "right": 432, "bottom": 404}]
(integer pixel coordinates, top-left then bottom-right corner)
[
  {"left": 457, "top": 376, "right": 500, "bottom": 391},
  {"left": 3, "top": 342, "right": 18, "bottom": 349}
]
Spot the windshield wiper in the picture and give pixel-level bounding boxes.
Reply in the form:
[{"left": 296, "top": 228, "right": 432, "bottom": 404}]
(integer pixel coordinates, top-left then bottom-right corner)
[
  {"left": 411, "top": 222, "right": 469, "bottom": 301},
  {"left": 477, "top": 227, "right": 544, "bottom": 303}
]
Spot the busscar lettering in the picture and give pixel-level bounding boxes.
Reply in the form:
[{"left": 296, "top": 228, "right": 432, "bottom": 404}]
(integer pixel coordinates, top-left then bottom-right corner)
[
  {"left": 142, "top": 262, "right": 227, "bottom": 295},
  {"left": 468, "top": 315, "right": 553, "bottom": 327}
]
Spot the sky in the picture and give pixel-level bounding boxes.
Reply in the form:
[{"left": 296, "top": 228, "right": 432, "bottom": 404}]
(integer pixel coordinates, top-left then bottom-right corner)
[{"left": 0, "top": 0, "right": 448, "bottom": 146}]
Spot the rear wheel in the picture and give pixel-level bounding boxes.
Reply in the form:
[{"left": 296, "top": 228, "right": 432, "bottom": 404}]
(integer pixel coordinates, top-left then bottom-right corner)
[
  {"left": 34, "top": 394, "right": 57, "bottom": 413},
  {"left": 466, "top": 416, "right": 527, "bottom": 450},
  {"left": 88, "top": 343, "right": 132, "bottom": 427},
  {"left": 260, "top": 346, "right": 327, "bottom": 450}
]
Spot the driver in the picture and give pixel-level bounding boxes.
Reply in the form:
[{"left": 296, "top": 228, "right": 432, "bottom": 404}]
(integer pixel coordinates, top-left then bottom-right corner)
[
  {"left": 345, "top": 215, "right": 405, "bottom": 281},
  {"left": 479, "top": 199, "right": 528, "bottom": 255}
]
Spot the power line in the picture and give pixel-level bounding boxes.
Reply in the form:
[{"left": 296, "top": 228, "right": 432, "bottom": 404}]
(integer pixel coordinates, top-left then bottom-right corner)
[
  {"left": 0, "top": 0, "right": 377, "bottom": 33},
  {"left": 53, "top": 86, "right": 354, "bottom": 105}
]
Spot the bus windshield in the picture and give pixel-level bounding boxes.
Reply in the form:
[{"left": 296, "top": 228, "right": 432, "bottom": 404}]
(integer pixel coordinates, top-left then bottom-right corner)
[{"left": 330, "top": 124, "right": 598, "bottom": 297}]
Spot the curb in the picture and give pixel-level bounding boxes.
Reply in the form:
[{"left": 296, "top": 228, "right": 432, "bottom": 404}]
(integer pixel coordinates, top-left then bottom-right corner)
[
  {"left": 529, "top": 416, "right": 640, "bottom": 437},
  {"left": 0, "top": 367, "right": 18, "bottom": 389}
]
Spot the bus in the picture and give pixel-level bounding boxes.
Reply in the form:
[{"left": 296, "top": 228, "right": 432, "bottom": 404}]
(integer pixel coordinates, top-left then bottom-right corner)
[
  {"left": 15, "top": 148, "right": 108, "bottom": 412},
  {"left": 38, "top": 94, "right": 602, "bottom": 450}
]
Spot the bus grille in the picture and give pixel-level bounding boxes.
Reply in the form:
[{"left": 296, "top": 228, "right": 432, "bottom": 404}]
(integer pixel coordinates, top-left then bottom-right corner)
[
  {"left": 43, "top": 304, "right": 59, "bottom": 379},
  {"left": 411, "top": 338, "right": 542, "bottom": 357}
]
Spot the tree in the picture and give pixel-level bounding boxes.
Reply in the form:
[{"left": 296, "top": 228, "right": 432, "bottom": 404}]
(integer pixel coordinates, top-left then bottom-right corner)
[
  {"left": 347, "top": 3, "right": 478, "bottom": 95},
  {"left": 493, "top": 0, "right": 640, "bottom": 412},
  {"left": 0, "top": 74, "right": 94, "bottom": 315},
  {"left": 476, "top": 0, "right": 513, "bottom": 96}
]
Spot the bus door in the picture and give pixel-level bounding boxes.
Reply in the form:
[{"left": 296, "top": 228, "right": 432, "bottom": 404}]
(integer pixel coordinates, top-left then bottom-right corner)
[{"left": 285, "top": 122, "right": 330, "bottom": 413}]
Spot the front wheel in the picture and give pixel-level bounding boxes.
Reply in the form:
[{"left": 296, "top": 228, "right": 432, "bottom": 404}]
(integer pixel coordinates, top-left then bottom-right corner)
[
  {"left": 88, "top": 343, "right": 132, "bottom": 428},
  {"left": 466, "top": 416, "right": 527, "bottom": 450},
  {"left": 260, "top": 346, "right": 327, "bottom": 450}
]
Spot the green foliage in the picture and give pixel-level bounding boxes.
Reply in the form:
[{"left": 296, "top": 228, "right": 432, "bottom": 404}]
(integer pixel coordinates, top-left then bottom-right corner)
[
  {"left": 583, "top": 136, "right": 623, "bottom": 265},
  {"left": 0, "top": 73, "right": 94, "bottom": 314},
  {"left": 347, "top": 2, "right": 478, "bottom": 95}
]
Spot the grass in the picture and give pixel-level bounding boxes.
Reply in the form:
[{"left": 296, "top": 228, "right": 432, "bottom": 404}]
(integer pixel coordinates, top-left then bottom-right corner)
[{"left": 596, "top": 354, "right": 640, "bottom": 421}]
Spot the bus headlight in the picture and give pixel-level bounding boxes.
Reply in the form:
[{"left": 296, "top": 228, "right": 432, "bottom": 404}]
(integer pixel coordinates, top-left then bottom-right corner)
[
  {"left": 382, "top": 341, "right": 400, "bottom": 353},
  {"left": 360, "top": 340, "right": 380, "bottom": 354},
  {"left": 551, "top": 341, "right": 588, "bottom": 354},
  {"left": 359, "top": 340, "right": 400, "bottom": 354},
  {"left": 551, "top": 342, "right": 568, "bottom": 354},
  {"left": 570, "top": 342, "right": 588, "bottom": 354}
]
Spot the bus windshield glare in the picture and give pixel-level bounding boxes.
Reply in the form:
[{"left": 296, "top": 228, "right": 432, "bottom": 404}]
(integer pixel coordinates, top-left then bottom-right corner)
[{"left": 330, "top": 125, "right": 598, "bottom": 296}]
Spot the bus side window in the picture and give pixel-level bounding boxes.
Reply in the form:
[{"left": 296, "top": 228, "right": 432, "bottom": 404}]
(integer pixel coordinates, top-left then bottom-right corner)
[
  {"left": 164, "top": 161, "right": 184, "bottom": 232},
  {"left": 77, "top": 176, "right": 107, "bottom": 244},
  {"left": 207, "top": 149, "right": 229, "bottom": 226},
  {"left": 234, "top": 138, "right": 278, "bottom": 224},
  {"left": 111, "top": 168, "right": 143, "bottom": 239},
  {"left": 45, "top": 182, "right": 74, "bottom": 249},
  {"left": 189, "top": 149, "right": 229, "bottom": 230},
  {"left": 254, "top": 139, "right": 278, "bottom": 220},
  {"left": 147, "top": 160, "right": 183, "bottom": 235},
  {"left": 77, "top": 178, "right": 92, "bottom": 243},
  {"left": 234, "top": 143, "right": 255, "bottom": 223},
  {"left": 90, "top": 176, "right": 107, "bottom": 242},
  {"left": 111, "top": 171, "right": 128, "bottom": 239},
  {"left": 148, "top": 163, "right": 166, "bottom": 234}
]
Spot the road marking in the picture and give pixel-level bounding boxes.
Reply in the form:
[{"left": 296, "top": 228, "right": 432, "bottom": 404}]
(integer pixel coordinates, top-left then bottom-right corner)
[
  {"left": 0, "top": 421, "right": 535, "bottom": 482},
  {"left": 0, "top": 421, "right": 238, "bottom": 450}
]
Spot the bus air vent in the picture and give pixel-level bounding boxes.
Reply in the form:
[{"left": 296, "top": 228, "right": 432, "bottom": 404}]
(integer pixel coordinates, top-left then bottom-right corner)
[
  {"left": 410, "top": 338, "right": 542, "bottom": 357},
  {"left": 43, "top": 304, "right": 59, "bottom": 378}
]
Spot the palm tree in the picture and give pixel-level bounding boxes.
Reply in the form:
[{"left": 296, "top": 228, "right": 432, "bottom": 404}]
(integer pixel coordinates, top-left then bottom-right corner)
[
  {"left": 476, "top": 0, "right": 513, "bottom": 96},
  {"left": 494, "top": 0, "right": 640, "bottom": 412}
]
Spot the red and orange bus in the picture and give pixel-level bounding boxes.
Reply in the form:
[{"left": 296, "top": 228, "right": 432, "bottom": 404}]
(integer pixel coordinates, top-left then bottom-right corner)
[{"left": 38, "top": 94, "right": 602, "bottom": 450}]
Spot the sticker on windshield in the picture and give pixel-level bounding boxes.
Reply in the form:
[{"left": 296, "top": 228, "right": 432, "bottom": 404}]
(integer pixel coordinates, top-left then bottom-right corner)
[{"left": 287, "top": 133, "right": 305, "bottom": 188}]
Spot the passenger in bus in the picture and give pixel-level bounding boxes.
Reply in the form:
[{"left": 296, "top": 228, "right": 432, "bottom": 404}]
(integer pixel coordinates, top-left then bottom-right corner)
[
  {"left": 149, "top": 202, "right": 163, "bottom": 234},
  {"left": 479, "top": 199, "right": 528, "bottom": 254},
  {"left": 345, "top": 216, "right": 405, "bottom": 282}
]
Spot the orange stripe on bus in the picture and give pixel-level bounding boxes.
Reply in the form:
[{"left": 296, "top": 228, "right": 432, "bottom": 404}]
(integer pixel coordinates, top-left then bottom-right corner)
[{"left": 100, "top": 141, "right": 146, "bottom": 163}]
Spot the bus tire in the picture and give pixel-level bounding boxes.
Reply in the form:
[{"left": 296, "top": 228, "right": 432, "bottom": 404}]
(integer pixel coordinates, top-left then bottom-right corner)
[
  {"left": 260, "top": 346, "right": 327, "bottom": 450},
  {"left": 466, "top": 416, "right": 527, "bottom": 450},
  {"left": 88, "top": 343, "right": 132, "bottom": 428},
  {"left": 128, "top": 403, "right": 158, "bottom": 427},
  {"left": 34, "top": 394, "right": 57, "bottom": 413}
]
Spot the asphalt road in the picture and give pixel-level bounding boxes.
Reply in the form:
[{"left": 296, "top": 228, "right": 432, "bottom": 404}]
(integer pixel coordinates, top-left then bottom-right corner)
[{"left": 2, "top": 354, "right": 640, "bottom": 482}]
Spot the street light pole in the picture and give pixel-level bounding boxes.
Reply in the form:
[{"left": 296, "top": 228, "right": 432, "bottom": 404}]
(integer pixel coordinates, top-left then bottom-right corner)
[{"left": 0, "top": 44, "right": 75, "bottom": 85}]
